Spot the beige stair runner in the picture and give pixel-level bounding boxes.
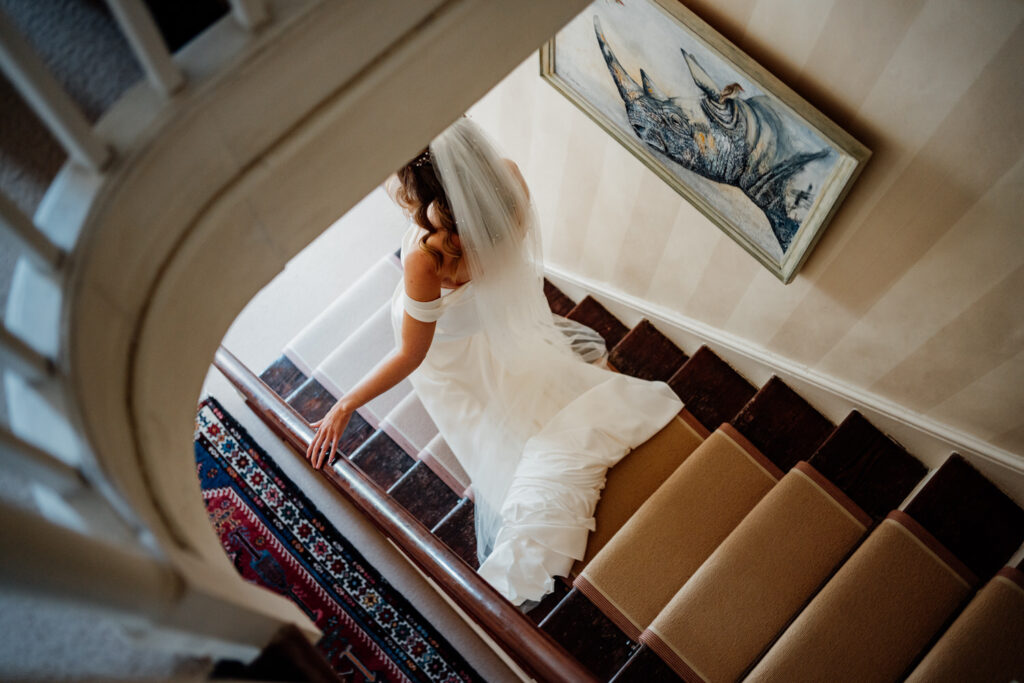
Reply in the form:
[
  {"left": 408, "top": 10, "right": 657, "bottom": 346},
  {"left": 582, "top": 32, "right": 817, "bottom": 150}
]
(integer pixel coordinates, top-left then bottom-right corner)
[
  {"left": 640, "top": 461, "right": 871, "bottom": 682},
  {"left": 905, "top": 565, "right": 1024, "bottom": 682},
  {"left": 746, "top": 511, "right": 975, "bottom": 682},
  {"left": 574, "top": 412, "right": 708, "bottom": 574},
  {"left": 574, "top": 424, "right": 783, "bottom": 639}
]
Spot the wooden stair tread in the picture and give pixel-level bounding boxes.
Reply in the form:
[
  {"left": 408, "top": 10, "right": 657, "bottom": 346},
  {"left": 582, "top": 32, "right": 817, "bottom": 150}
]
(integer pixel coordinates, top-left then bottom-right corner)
[
  {"left": 431, "top": 498, "right": 479, "bottom": 569},
  {"left": 668, "top": 345, "right": 756, "bottom": 433},
  {"left": 387, "top": 461, "right": 461, "bottom": 529},
  {"left": 567, "top": 296, "right": 630, "bottom": 349},
  {"left": 904, "top": 453, "right": 1024, "bottom": 580},
  {"left": 540, "top": 588, "right": 637, "bottom": 680},
  {"left": 808, "top": 411, "right": 926, "bottom": 521},
  {"left": 526, "top": 579, "right": 571, "bottom": 626},
  {"left": 609, "top": 645, "right": 683, "bottom": 683},
  {"left": 349, "top": 431, "right": 416, "bottom": 490},
  {"left": 334, "top": 411, "right": 378, "bottom": 459},
  {"left": 608, "top": 319, "right": 688, "bottom": 382},
  {"left": 730, "top": 376, "right": 835, "bottom": 472},
  {"left": 544, "top": 279, "right": 576, "bottom": 317},
  {"left": 285, "top": 378, "right": 375, "bottom": 457},
  {"left": 259, "top": 354, "right": 307, "bottom": 399},
  {"left": 285, "top": 377, "right": 337, "bottom": 423}
]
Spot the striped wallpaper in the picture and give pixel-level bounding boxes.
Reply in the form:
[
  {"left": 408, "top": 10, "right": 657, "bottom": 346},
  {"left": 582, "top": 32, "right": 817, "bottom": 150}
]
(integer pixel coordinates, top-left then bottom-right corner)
[{"left": 469, "top": 0, "right": 1024, "bottom": 460}]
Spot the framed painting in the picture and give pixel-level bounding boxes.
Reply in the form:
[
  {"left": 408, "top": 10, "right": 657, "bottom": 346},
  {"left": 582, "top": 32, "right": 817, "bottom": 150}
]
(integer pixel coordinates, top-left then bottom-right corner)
[{"left": 540, "top": 0, "right": 870, "bottom": 283}]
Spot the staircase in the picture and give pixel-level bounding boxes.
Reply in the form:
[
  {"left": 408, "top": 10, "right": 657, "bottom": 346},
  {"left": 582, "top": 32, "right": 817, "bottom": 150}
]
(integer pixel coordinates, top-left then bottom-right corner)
[
  {"left": 2, "top": 0, "right": 1021, "bottom": 678},
  {"left": 221, "top": 247, "right": 1024, "bottom": 682}
]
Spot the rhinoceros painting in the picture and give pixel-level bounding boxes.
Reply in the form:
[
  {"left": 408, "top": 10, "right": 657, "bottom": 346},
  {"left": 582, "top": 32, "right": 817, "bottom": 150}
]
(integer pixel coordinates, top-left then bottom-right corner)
[
  {"left": 541, "top": 0, "right": 868, "bottom": 281},
  {"left": 593, "top": 15, "right": 828, "bottom": 252}
]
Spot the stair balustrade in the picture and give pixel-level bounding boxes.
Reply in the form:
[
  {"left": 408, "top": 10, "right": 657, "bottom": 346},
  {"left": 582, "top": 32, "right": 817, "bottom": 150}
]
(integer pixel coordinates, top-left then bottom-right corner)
[
  {"left": 0, "top": 9, "right": 112, "bottom": 170},
  {"left": 213, "top": 344, "right": 599, "bottom": 683},
  {"left": 104, "top": 0, "right": 184, "bottom": 96},
  {"left": 0, "top": 193, "right": 65, "bottom": 271}
]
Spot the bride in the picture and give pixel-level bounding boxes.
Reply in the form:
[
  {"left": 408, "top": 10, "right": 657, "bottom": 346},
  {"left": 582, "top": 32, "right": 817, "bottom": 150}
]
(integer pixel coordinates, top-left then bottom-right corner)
[{"left": 305, "top": 117, "right": 682, "bottom": 606}]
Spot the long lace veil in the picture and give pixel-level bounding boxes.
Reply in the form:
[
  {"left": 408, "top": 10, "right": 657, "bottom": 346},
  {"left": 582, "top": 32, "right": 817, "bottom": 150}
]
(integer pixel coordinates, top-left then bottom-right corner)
[{"left": 429, "top": 118, "right": 608, "bottom": 560}]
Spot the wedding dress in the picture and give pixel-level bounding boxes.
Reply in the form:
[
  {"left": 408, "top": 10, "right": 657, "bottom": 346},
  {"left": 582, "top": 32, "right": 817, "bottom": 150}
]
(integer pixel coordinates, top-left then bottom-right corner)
[{"left": 387, "top": 119, "right": 682, "bottom": 606}]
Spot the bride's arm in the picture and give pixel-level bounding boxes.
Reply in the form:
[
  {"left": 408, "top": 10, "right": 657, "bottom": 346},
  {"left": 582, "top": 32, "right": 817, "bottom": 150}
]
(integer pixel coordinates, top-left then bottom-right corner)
[{"left": 306, "top": 251, "right": 440, "bottom": 469}]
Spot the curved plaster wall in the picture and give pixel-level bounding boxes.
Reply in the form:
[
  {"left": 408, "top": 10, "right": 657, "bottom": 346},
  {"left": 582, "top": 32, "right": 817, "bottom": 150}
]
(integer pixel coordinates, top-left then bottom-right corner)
[{"left": 63, "top": 0, "right": 589, "bottom": 627}]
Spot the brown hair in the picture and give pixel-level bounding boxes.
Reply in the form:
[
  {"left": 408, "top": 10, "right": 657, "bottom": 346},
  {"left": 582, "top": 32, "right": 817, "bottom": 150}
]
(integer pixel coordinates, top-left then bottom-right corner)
[{"left": 387, "top": 148, "right": 460, "bottom": 273}]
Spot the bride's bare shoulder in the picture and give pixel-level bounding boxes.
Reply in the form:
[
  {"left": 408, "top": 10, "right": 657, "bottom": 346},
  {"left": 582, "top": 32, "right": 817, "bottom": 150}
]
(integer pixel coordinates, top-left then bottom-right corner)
[{"left": 403, "top": 246, "right": 442, "bottom": 302}]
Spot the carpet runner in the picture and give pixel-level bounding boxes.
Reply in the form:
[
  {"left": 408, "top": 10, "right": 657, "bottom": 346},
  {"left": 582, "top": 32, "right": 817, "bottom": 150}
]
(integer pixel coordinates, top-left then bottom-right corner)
[{"left": 194, "top": 396, "right": 481, "bottom": 683}]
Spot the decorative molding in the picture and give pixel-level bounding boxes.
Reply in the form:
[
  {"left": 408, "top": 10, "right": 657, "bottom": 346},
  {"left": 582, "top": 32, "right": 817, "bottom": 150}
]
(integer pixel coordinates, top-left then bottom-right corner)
[{"left": 545, "top": 264, "right": 1024, "bottom": 487}]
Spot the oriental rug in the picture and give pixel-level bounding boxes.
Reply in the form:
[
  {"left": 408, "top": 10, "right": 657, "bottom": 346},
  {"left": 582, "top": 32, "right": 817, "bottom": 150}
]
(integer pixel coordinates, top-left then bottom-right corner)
[{"left": 194, "top": 396, "right": 480, "bottom": 682}]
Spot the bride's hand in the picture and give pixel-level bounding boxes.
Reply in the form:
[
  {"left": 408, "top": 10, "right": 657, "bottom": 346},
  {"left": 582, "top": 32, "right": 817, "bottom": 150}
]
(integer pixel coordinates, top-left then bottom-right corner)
[{"left": 306, "top": 402, "right": 353, "bottom": 470}]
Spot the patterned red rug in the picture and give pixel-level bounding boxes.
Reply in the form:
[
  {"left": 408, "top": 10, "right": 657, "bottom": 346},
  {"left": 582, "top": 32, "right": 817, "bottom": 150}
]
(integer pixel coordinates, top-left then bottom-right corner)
[{"left": 194, "top": 396, "right": 481, "bottom": 682}]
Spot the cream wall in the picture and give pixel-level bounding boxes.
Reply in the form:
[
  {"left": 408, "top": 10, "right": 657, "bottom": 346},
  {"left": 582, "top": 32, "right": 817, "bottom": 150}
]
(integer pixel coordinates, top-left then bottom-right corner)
[{"left": 469, "top": 0, "right": 1024, "bottom": 459}]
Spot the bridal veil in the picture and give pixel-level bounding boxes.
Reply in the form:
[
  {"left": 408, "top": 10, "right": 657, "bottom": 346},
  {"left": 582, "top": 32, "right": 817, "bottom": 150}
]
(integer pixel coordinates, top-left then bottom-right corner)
[{"left": 420, "top": 118, "right": 682, "bottom": 604}]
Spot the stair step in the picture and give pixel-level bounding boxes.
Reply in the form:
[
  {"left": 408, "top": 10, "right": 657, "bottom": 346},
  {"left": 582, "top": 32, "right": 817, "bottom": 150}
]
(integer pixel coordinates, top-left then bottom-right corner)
[
  {"left": 667, "top": 345, "right": 756, "bottom": 433},
  {"left": 379, "top": 391, "right": 439, "bottom": 459},
  {"left": 284, "top": 256, "right": 402, "bottom": 376},
  {"left": 387, "top": 461, "right": 460, "bottom": 529},
  {"left": 314, "top": 304, "right": 412, "bottom": 426},
  {"left": 566, "top": 296, "right": 629, "bottom": 349},
  {"left": 608, "top": 319, "right": 688, "bottom": 382},
  {"left": 574, "top": 415, "right": 705, "bottom": 574},
  {"left": 543, "top": 279, "right": 576, "bottom": 317},
  {"left": 421, "top": 433, "right": 471, "bottom": 495},
  {"left": 630, "top": 415, "right": 925, "bottom": 682},
  {"left": 808, "top": 410, "right": 926, "bottom": 521},
  {"left": 431, "top": 497, "right": 479, "bottom": 569},
  {"left": 904, "top": 453, "right": 1024, "bottom": 580},
  {"left": 284, "top": 380, "right": 376, "bottom": 458},
  {"left": 609, "top": 645, "right": 683, "bottom": 683},
  {"left": 573, "top": 425, "right": 784, "bottom": 644},
  {"left": 730, "top": 376, "right": 835, "bottom": 472},
  {"left": 637, "top": 458, "right": 878, "bottom": 682},
  {"left": 259, "top": 355, "right": 307, "bottom": 399},
  {"left": 333, "top": 412, "right": 376, "bottom": 459},
  {"left": 286, "top": 377, "right": 338, "bottom": 423},
  {"left": 905, "top": 566, "right": 1024, "bottom": 682},
  {"left": 746, "top": 455, "right": 1022, "bottom": 681},
  {"left": 748, "top": 510, "right": 976, "bottom": 681},
  {"left": 349, "top": 431, "right": 415, "bottom": 490},
  {"left": 525, "top": 578, "right": 571, "bottom": 625},
  {"left": 539, "top": 587, "right": 638, "bottom": 680}
]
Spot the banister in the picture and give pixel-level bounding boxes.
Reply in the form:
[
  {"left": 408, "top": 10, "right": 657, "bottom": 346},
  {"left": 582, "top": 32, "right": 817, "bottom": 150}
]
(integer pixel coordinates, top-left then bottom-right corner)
[
  {"left": 228, "top": 0, "right": 270, "bottom": 32},
  {"left": 0, "top": 192, "right": 65, "bottom": 271},
  {"left": 213, "top": 345, "right": 597, "bottom": 683},
  {"left": 0, "top": 324, "right": 56, "bottom": 381},
  {"left": 105, "top": 0, "right": 185, "bottom": 96},
  {"left": 0, "top": 423, "right": 85, "bottom": 494},
  {"left": 0, "top": 10, "right": 112, "bottom": 170}
]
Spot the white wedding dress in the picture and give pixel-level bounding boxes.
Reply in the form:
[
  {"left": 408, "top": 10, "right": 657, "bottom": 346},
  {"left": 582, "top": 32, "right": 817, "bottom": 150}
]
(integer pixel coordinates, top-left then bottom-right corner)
[{"left": 391, "top": 223, "right": 682, "bottom": 606}]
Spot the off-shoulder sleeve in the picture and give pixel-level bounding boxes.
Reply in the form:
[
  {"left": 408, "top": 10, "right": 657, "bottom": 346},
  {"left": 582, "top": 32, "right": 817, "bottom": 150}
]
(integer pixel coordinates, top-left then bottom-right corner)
[{"left": 402, "top": 292, "right": 444, "bottom": 323}]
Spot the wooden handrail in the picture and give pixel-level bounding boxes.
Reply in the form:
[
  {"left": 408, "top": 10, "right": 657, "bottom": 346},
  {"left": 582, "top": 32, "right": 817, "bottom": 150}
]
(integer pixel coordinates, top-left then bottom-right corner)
[{"left": 213, "top": 346, "right": 597, "bottom": 683}]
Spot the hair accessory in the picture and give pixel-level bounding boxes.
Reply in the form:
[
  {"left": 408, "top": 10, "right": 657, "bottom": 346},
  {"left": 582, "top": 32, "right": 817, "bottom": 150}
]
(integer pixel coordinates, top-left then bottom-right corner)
[{"left": 411, "top": 149, "right": 432, "bottom": 168}]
